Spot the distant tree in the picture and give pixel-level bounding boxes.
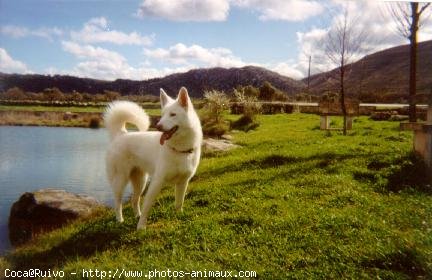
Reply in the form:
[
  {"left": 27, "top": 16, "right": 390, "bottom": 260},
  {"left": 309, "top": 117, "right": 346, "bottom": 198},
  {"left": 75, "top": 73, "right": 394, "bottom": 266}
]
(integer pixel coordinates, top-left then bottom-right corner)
[
  {"left": 2, "top": 87, "right": 27, "bottom": 100},
  {"left": 201, "top": 90, "right": 230, "bottom": 137},
  {"left": 82, "top": 93, "right": 94, "bottom": 102},
  {"left": 233, "top": 87, "right": 261, "bottom": 119},
  {"left": 43, "top": 87, "right": 65, "bottom": 101},
  {"left": 94, "top": 94, "right": 107, "bottom": 102},
  {"left": 26, "top": 92, "right": 42, "bottom": 101},
  {"left": 70, "top": 91, "right": 83, "bottom": 102},
  {"left": 237, "top": 85, "right": 259, "bottom": 99},
  {"left": 17, "top": 91, "right": 42, "bottom": 101},
  {"left": 258, "top": 82, "right": 288, "bottom": 101},
  {"left": 259, "top": 81, "right": 276, "bottom": 101},
  {"left": 104, "top": 90, "right": 121, "bottom": 101},
  {"left": 388, "top": 2, "right": 431, "bottom": 122},
  {"left": 231, "top": 87, "right": 262, "bottom": 131},
  {"left": 323, "top": 8, "right": 368, "bottom": 135},
  {"left": 203, "top": 90, "right": 230, "bottom": 124}
]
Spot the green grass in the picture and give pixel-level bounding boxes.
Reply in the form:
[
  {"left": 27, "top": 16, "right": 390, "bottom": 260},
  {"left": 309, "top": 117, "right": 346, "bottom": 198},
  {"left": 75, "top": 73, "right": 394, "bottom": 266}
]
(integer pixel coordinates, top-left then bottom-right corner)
[{"left": 1, "top": 113, "right": 431, "bottom": 279}]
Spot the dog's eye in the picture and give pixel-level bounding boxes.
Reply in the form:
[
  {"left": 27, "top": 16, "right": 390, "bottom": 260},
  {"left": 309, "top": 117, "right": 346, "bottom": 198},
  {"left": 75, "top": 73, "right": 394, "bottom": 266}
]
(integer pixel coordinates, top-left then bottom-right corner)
[{"left": 170, "top": 113, "right": 176, "bottom": 117}]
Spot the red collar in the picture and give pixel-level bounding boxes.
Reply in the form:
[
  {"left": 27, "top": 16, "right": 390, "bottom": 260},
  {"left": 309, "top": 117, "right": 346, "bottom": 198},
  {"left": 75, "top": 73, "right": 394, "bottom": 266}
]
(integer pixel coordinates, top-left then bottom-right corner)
[{"left": 168, "top": 145, "right": 194, "bottom": 154}]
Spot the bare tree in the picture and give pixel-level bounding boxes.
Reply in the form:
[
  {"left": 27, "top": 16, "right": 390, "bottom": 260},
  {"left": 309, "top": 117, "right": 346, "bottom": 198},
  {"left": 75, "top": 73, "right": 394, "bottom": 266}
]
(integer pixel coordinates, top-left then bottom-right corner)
[
  {"left": 388, "top": 2, "right": 431, "bottom": 122},
  {"left": 323, "top": 9, "right": 367, "bottom": 135}
]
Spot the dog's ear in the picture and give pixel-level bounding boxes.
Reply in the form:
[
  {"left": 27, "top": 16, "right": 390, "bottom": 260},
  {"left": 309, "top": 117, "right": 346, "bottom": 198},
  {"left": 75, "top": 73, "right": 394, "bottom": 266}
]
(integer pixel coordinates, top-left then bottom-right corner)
[
  {"left": 160, "top": 88, "right": 173, "bottom": 108},
  {"left": 177, "top": 87, "right": 190, "bottom": 110}
]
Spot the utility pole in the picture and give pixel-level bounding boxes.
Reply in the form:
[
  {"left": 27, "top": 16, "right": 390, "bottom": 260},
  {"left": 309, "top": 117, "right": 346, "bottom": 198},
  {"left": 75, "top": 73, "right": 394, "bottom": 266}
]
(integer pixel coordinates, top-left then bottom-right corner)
[{"left": 307, "top": 55, "right": 311, "bottom": 94}]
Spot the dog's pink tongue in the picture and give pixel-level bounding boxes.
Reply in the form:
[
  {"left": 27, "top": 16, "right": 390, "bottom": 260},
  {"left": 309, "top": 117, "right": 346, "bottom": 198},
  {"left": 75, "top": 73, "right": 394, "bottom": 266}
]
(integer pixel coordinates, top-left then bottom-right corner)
[{"left": 160, "top": 132, "right": 169, "bottom": 145}]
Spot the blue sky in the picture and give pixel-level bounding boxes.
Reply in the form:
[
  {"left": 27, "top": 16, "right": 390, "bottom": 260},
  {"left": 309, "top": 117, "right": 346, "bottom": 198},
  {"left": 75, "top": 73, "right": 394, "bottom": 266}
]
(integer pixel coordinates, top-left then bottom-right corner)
[{"left": 0, "top": 0, "right": 431, "bottom": 81}]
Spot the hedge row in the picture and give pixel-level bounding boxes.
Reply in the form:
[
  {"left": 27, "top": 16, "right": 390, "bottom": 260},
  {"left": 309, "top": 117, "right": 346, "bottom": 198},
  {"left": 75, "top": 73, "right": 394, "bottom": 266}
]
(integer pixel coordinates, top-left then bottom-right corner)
[{"left": 231, "top": 102, "right": 294, "bottom": 115}]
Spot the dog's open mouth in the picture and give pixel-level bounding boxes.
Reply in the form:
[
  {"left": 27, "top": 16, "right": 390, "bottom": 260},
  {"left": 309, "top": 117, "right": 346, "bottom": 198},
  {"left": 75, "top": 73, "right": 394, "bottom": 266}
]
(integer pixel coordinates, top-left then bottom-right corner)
[{"left": 160, "top": 125, "right": 178, "bottom": 145}]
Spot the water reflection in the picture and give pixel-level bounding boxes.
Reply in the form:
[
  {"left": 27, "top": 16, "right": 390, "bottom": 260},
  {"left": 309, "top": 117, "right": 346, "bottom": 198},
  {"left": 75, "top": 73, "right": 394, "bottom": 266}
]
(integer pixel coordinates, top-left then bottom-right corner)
[{"left": 0, "top": 126, "right": 123, "bottom": 255}]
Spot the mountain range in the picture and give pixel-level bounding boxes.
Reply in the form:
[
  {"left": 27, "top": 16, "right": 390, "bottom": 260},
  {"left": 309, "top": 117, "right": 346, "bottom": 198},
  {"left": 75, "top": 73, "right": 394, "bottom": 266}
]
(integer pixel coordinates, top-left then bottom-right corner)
[
  {"left": 0, "top": 40, "right": 431, "bottom": 102},
  {"left": 0, "top": 66, "right": 303, "bottom": 98},
  {"left": 305, "top": 40, "right": 432, "bottom": 102}
]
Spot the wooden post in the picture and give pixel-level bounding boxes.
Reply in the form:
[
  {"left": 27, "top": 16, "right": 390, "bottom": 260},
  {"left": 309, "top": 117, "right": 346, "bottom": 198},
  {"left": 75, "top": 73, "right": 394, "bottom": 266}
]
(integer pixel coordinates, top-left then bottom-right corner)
[
  {"left": 320, "top": 115, "right": 330, "bottom": 130},
  {"left": 427, "top": 105, "right": 432, "bottom": 123},
  {"left": 346, "top": 116, "right": 353, "bottom": 130}
]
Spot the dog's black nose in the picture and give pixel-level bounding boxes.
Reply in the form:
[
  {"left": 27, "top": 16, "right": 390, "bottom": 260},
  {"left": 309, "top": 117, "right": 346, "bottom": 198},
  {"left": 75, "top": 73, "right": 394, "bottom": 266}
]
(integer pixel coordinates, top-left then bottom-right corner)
[{"left": 156, "top": 124, "right": 163, "bottom": 131}]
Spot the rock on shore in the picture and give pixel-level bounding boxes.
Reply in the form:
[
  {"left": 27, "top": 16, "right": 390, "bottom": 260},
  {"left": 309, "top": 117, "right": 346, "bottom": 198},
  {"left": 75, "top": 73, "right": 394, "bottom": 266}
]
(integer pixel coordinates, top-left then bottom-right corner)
[
  {"left": 9, "top": 189, "right": 102, "bottom": 246},
  {"left": 202, "top": 137, "right": 239, "bottom": 153}
]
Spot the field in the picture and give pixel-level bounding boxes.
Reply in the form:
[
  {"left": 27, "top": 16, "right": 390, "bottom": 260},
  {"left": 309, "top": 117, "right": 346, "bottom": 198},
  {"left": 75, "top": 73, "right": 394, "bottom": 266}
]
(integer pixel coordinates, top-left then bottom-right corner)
[{"left": 1, "top": 113, "right": 431, "bottom": 279}]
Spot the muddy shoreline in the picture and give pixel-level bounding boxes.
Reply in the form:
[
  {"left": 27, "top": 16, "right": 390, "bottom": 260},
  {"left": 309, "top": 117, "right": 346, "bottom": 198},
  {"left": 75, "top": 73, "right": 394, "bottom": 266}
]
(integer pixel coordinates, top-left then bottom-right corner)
[{"left": 0, "top": 110, "right": 103, "bottom": 128}]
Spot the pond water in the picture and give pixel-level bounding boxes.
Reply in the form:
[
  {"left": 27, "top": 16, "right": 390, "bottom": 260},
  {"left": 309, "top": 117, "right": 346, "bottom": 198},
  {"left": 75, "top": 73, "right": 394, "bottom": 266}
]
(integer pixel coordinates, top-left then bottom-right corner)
[{"left": 0, "top": 126, "right": 123, "bottom": 255}]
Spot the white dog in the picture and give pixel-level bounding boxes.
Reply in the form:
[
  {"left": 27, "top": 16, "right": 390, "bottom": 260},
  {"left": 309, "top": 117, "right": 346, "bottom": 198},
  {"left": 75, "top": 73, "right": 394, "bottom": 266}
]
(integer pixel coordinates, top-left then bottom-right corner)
[{"left": 104, "top": 87, "right": 202, "bottom": 229}]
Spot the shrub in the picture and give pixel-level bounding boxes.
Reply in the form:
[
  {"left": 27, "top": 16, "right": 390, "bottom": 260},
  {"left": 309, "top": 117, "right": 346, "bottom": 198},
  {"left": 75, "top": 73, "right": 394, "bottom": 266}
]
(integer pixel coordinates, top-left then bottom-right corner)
[
  {"left": 231, "top": 115, "right": 260, "bottom": 131},
  {"left": 202, "top": 90, "right": 230, "bottom": 123},
  {"left": 202, "top": 121, "right": 230, "bottom": 137},
  {"left": 200, "top": 90, "right": 230, "bottom": 137},
  {"left": 235, "top": 85, "right": 259, "bottom": 99},
  {"left": 1, "top": 87, "right": 27, "bottom": 100},
  {"left": 88, "top": 117, "right": 101, "bottom": 129},
  {"left": 231, "top": 87, "right": 261, "bottom": 131},
  {"left": 233, "top": 87, "right": 261, "bottom": 118},
  {"left": 259, "top": 81, "right": 288, "bottom": 101},
  {"left": 43, "top": 87, "right": 65, "bottom": 101},
  {"left": 104, "top": 90, "right": 121, "bottom": 101}
]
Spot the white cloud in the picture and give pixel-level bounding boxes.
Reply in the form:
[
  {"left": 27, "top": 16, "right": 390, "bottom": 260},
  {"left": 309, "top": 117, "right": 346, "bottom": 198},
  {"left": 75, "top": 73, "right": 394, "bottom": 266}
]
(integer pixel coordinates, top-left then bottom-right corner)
[
  {"left": 62, "top": 41, "right": 126, "bottom": 64},
  {"left": 136, "top": 0, "right": 323, "bottom": 22},
  {"left": 0, "top": 25, "right": 28, "bottom": 38},
  {"left": 232, "top": 0, "right": 324, "bottom": 21},
  {"left": 270, "top": 62, "right": 304, "bottom": 80},
  {"left": 295, "top": 27, "right": 331, "bottom": 75},
  {"left": 290, "top": 0, "right": 432, "bottom": 78},
  {"left": 0, "top": 25, "right": 63, "bottom": 41},
  {"left": 62, "top": 41, "right": 129, "bottom": 80},
  {"left": 0, "top": 48, "right": 30, "bottom": 74},
  {"left": 70, "top": 17, "right": 154, "bottom": 46},
  {"left": 61, "top": 40, "right": 308, "bottom": 80},
  {"left": 420, "top": 24, "right": 432, "bottom": 42},
  {"left": 61, "top": 41, "right": 189, "bottom": 80},
  {"left": 144, "top": 42, "right": 310, "bottom": 79},
  {"left": 136, "top": 0, "right": 230, "bottom": 21},
  {"left": 32, "top": 27, "right": 63, "bottom": 40},
  {"left": 144, "top": 43, "right": 246, "bottom": 68}
]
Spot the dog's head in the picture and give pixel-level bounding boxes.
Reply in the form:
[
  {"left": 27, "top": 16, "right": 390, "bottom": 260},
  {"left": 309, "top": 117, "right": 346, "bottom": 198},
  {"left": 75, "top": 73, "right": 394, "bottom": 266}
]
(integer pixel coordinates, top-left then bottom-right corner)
[{"left": 157, "top": 87, "right": 193, "bottom": 145}]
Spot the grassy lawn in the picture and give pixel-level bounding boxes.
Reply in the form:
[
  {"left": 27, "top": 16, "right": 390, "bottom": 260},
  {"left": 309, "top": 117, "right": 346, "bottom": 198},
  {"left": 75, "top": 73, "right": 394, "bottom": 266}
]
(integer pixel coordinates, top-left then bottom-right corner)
[{"left": 1, "top": 113, "right": 431, "bottom": 279}]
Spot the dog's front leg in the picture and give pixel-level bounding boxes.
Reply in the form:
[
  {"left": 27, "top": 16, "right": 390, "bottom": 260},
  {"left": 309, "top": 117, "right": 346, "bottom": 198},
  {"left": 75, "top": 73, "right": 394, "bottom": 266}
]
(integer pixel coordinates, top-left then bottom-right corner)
[
  {"left": 175, "top": 179, "right": 189, "bottom": 212},
  {"left": 137, "top": 178, "right": 164, "bottom": 230}
]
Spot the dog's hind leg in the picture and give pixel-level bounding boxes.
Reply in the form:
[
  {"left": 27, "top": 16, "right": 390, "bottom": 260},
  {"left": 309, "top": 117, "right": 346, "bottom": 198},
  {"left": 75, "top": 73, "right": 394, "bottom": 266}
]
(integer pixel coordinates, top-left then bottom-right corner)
[
  {"left": 112, "top": 174, "right": 128, "bottom": 223},
  {"left": 130, "top": 167, "right": 145, "bottom": 218}
]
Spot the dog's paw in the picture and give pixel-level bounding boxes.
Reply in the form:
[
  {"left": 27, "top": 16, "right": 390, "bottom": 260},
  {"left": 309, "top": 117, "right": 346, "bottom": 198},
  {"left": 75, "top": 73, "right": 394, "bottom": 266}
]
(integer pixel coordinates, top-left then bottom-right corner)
[{"left": 136, "top": 223, "right": 147, "bottom": 230}]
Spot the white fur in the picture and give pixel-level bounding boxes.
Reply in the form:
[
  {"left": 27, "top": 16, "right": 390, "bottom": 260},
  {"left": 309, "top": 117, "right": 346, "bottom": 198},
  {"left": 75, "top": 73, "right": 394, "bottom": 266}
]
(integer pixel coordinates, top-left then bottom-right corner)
[
  {"left": 104, "top": 100, "right": 150, "bottom": 139},
  {"left": 104, "top": 87, "right": 202, "bottom": 229}
]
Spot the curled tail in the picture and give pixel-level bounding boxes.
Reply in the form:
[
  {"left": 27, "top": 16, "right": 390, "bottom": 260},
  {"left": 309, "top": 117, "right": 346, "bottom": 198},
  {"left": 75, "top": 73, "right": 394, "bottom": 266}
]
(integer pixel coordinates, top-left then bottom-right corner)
[{"left": 103, "top": 101, "right": 150, "bottom": 140}]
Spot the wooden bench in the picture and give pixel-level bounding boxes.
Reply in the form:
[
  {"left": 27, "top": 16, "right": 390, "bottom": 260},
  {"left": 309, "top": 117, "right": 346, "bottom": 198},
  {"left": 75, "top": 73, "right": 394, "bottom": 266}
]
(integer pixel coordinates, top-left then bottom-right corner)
[{"left": 318, "top": 101, "right": 360, "bottom": 130}]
